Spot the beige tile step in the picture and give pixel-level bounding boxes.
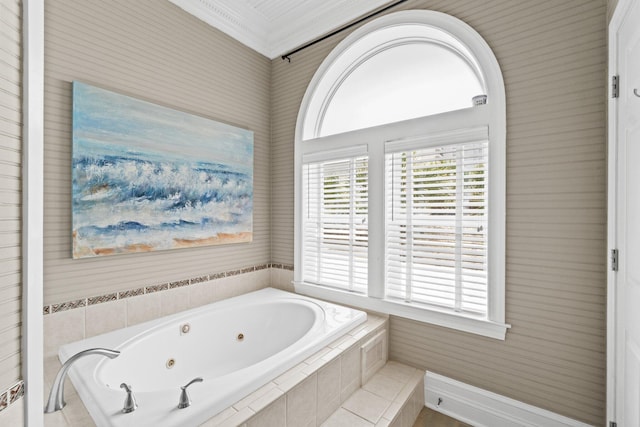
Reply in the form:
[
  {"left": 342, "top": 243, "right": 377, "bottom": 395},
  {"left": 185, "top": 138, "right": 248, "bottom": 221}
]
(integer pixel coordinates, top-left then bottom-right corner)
[{"left": 321, "top": 361, "right": 424, "bottom": 427}]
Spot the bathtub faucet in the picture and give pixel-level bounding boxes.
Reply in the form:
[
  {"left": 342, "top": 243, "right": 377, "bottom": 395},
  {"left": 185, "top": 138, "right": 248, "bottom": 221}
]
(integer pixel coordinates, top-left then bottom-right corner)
[
  {"left": 120, "top": 383, "right": 137, "bottom": 413},
  {"left": 178, "top": 377, "right": 203, "bottom": 409},
  {"left": 44, "top": 348, "right": 121, "bottom": 413}
]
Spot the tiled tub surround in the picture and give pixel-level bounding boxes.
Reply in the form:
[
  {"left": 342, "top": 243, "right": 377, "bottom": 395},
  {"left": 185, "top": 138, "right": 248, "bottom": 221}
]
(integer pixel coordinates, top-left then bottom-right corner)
[
  {"left": 44, "top": 309, "right": 390, "bottom": 426},
  {"left": 202, "top": 315, "right": 389, "bottom": 427},
  {"left": 41, "top": 265, "right": 286, "bottom": 425},
  {"left": 54, "top": 289, "right": 366, "bottom": 427},
  {"left": 42, "top": 263, "right": 295, "bottom": 316},
  {"left": 202, "top": 322, "right": 425, "bottom": 427},
  {"left": 5, "top": 265, "right": 293, "bottom": 419},
  {"left": 42, "top": 265, "right": 297, "bottom": 357},
  {"left": 40, "top": 266, "right": 420, "bottom": 427}
]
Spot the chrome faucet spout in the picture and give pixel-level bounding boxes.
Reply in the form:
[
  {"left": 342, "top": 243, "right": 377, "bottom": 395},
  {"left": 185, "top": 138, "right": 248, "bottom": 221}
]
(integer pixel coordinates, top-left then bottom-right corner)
[{"left": 44, "top": 348, "right": 120, "bottom": 414}]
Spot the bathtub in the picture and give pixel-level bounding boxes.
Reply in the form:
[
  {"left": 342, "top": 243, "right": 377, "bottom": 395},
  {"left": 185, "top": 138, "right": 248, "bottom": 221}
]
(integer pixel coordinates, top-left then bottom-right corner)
[{"left": 58, "top": 288, "right": 366, "bottom": 427}]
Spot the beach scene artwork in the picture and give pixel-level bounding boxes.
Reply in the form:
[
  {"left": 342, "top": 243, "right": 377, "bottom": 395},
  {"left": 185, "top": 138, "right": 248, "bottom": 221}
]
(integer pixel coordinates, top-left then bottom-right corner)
[{"left": 71, "top": 81, "right": 253, "bottom": 259}]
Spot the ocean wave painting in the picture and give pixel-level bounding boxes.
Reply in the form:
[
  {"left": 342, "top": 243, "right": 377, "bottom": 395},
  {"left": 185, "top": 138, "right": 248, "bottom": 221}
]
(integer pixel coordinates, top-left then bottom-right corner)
[{"left": 72, "top": 81, "right": 253, "bottom": 259}]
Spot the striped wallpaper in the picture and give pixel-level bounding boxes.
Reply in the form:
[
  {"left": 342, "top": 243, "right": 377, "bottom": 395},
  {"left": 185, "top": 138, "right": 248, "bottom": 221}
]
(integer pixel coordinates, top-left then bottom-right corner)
[
  {"left": 0, "top": 0, "right": 22, "bottom": 397},
  {"left": 608, "top": 0, "right": 618, "bottom": 21},
  {"left": 270, "top": 0, "right": 607, "bottom": 425},
  {"left": 0, "top": 0, "right": 610, "bottom": 424},
  {"left": 43, "top": 0, "right": 272, "bottom": 304}
]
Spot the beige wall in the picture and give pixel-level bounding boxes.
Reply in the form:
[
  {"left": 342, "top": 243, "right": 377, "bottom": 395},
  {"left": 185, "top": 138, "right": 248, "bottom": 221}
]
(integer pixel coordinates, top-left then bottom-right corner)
[
  {"left": 271, "top": 0, "right": 607, "bottom": 425},
  {"left": 3, "top": 0, "right": 609, "bottom": 423},
  {"left": 0, "top": 0, "right": 22, "bottom": 395},
  {"left": 608, "top": 0, "right": 619, "bottom": 21},
  {"left": 44, "top": 0, "right": 271, "bottom": 305}
]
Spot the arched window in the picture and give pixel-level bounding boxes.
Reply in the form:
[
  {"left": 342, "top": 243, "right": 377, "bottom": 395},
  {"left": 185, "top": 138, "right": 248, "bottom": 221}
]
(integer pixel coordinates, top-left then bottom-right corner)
[{"left": 294, "top": 10, "right": 508, "bottom": 339}]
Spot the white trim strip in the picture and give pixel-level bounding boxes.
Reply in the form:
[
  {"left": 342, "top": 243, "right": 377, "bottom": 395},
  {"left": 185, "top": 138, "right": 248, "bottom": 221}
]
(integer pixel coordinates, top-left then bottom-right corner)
[
  {"left": 425, "top": 372, "right": 594, "bottom": 427},
  {"left": 22, "top": 0, "right": 45, "bottom": 425},
  {"left": 302, "top": 144, "right": 368, "bottom": 164},
  {"left": 607, "top": 1, "right": 633, "bottom": 425},
  {"left": 385, "top": 125, "right": 489, "bottom": 153}
]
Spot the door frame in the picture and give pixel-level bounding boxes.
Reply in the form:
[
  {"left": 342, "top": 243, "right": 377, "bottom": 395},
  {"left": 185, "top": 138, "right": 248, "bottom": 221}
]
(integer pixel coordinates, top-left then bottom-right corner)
[{"left": 607, "top": 0, "right": 636, "bottom": 424}]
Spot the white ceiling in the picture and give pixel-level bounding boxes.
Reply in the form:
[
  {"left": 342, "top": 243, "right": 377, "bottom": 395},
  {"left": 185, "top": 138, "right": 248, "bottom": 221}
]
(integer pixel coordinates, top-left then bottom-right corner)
[{"left": 168, "top": 0, "right": 395, "bottom": 59}]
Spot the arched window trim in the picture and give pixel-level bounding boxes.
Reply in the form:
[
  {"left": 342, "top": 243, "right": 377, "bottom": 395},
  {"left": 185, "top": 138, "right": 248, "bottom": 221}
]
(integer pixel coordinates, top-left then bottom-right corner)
[
  {"left": 314, "top": 36, "right": 486, "bottom": 137},
  {"left": 293, "top": 10, "right": 508, "bottom": 340}
]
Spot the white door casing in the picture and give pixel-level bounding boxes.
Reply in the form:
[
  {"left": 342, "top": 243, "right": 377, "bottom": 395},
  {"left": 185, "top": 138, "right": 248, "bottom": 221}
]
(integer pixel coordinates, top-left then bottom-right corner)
[{"left": 609, "top": 0, "right": 640, "bottom": 425}]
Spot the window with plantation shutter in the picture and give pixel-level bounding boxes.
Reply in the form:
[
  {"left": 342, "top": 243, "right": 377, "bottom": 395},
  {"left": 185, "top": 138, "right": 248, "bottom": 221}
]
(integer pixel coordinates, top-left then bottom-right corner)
[
  {"left": 386, "top": 131, "right": 489, "bottom": 315},
  {"left": 294, "top": 10, "right": 508, "bottom": 339},
  {"left": 302, "top": 154, "right": 368, "bottom": 293}
]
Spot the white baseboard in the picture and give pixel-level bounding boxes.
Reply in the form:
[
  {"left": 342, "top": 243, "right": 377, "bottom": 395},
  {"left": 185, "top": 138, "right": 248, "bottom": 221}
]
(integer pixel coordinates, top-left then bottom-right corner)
[{"left": 424, "top": 371, "right": 594, "bottom": 427}]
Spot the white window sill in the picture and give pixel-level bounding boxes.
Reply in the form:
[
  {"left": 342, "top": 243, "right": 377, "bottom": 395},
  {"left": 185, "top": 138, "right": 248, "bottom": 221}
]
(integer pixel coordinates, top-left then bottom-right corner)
[{"left": 294, "top": 282, "right": 510, "bottom": 340}]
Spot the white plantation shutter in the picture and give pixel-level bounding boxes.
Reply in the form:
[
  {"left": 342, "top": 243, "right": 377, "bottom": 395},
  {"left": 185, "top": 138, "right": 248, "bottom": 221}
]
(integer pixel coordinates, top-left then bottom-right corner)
[
  {"left": 294, "top": 12, "right": 508, "bottom": 338},
  {"left": 302, "top": 155, "right": 368, "bottom": 293},
  {"left": 385, "top": 132, "right": 489, "bottom": 315}
]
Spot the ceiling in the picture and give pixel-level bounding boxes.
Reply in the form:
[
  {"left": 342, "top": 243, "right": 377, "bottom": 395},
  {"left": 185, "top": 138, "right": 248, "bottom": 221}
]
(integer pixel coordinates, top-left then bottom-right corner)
[{"left": 168, "top": 0, "right": 395, "bottom": 59}]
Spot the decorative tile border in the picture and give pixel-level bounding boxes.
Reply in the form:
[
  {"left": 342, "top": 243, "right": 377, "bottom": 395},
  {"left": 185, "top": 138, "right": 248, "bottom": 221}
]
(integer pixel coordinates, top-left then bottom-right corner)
[
  {"left": 8, "top": 382, "right": 23, "bottom": 404},
  {"left": 0, "top": 380, "right": 24, "bottom": 415},
  {"left": 87, "top": 293, "right": 117, "bottom": 305},
  {"left": 118, "top": 288, "right": 144, "bottom": 299},
  {"left": 270, "top": 263, "right": 294, "bottom": 271},
  {"left": 189, "top": 276, "right": 208, "bottom": 285},
  {"left": 51, "top": 298, "right": 86, "bottom": 314},
  {"left": 144, "top": 284, "right": 168, "bottom": 294},
  {"left": 0, "top": 389, "right": 6, "bottom": 412},
  {"left": 43, "top": 263, "right": 294, "bottom": 315}
]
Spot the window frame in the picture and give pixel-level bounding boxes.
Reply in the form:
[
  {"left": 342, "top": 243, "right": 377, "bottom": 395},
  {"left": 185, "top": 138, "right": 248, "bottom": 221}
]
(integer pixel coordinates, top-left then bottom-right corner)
[{"left": 293, "top": 10, "right": 509, "bottom": 340}]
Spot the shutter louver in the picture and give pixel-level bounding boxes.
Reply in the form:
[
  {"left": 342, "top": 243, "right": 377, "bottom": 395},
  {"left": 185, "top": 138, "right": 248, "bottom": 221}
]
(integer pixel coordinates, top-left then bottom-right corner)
[
  {"left": 302, "top": 156, "right": 368, "bottom": 293},
  {"left": 386, "top": 139, "right": 488, "bottom": 315}
]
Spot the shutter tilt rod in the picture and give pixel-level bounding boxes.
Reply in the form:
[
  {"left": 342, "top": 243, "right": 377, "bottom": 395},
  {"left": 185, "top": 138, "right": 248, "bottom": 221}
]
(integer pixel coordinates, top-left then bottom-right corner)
[{"left": 281, "top": 0, "right": 408, "bottom": 62}]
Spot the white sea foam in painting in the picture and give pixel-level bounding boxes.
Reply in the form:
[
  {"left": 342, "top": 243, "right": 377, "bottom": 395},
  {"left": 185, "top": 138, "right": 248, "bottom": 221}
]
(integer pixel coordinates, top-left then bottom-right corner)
[{"left": 71, "top": 82, "right": 253, "bottom": 258}]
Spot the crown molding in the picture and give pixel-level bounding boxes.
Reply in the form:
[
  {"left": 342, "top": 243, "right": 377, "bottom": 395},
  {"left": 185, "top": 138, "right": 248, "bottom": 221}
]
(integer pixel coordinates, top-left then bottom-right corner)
[
  {"left": 168, "top": 0, "right": 271, "bottom": 56},
  {"left": 168, "top": 0, "right": 394, "bottom": 59},
  {"left": 268, "top": 0, "right": 393, "bottom": 58}
]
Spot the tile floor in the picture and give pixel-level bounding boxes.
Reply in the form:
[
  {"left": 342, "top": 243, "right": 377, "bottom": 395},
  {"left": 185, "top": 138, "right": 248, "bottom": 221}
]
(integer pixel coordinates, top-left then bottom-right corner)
[
  {"left": 412, "top": 407, "right": 472, "bottom": 427},
  {"left": 321, "top": 361, "right": 424, "bottom": 426}
]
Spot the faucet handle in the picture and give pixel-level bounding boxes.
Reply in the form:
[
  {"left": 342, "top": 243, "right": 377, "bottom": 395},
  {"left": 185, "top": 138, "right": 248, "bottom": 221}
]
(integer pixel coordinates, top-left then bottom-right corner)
[
  {"left": 120, "top": 383, "right": 137, "bottom": 413},
  {"left": 178, "top": 377, "right": 203, "bottom": 409}
]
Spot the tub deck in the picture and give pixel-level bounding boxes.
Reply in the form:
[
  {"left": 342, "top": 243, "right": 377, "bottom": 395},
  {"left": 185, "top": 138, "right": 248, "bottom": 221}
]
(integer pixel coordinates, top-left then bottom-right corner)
[
  {"left": 44, "top": 310, "right": 406, "bottom": 426},
  {"left": 201, "top": 312, "right": 388, "bottom": 426},
  {"left": 45, "top": 290, "right": 378, "bottom": 426},
  {"left": 202, "top": 312, "right": 425, "bottom": 427}
]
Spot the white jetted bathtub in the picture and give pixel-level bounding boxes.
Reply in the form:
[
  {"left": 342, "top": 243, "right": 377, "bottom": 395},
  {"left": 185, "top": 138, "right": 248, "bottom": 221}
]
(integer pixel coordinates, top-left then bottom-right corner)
[{"left": 58, "top": 287, "right": 366, "bottom": 427}]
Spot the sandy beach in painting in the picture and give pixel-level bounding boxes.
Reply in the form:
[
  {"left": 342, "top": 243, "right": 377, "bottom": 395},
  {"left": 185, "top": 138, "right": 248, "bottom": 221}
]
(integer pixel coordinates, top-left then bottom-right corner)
[
  {"left": 73, "top": 232, "right": 253, "bottom": 258},
  {"left": 71, "top": 82, "right": 253, "bottom": 258}
]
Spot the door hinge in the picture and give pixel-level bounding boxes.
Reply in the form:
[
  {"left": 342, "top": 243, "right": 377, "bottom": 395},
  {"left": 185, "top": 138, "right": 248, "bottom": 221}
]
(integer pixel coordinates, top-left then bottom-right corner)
[
  {"left": 612, "top": 75, "right": 619, "bottom": 98},
  {"left": 610, "top": 421, "right": 617, "bottom": 427},
  {"left": 611, "top": 249, "right": 619, "bottom": 272}
]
